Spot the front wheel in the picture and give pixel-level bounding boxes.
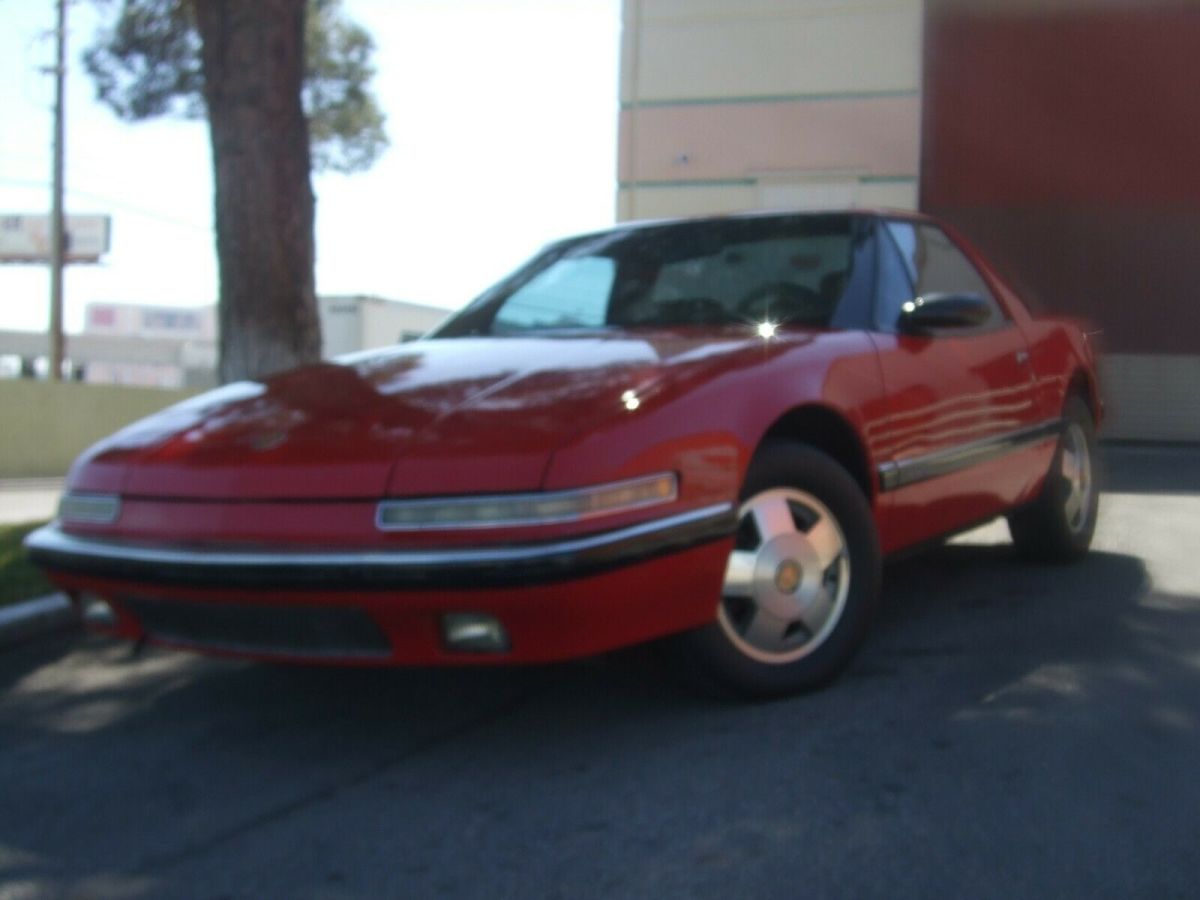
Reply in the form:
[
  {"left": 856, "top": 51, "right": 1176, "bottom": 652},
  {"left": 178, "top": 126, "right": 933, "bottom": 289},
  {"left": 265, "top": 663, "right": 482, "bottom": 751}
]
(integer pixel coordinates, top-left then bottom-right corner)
[
  {"left": 670, "top": 442, "right": 881, "bottom": 698},
  {"left": 1007, "top": 395, "right": 1099, "bottom": 562}
]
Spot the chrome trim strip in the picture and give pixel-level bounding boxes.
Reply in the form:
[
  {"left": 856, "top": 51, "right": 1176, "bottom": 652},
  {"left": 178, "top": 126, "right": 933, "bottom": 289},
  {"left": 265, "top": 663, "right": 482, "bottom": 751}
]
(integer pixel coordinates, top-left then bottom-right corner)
[
  {"left": 877, "top": 418, "right": 1062, "bottom": 492},
  {"left": 24, "top": 503, "right": 736, "bottom": 590},
  {"left": 375, "top": 472, "right": 678, "bottom": 531},
  {"left": 58, "top": 492, "right": 122, "bottom": 525}
]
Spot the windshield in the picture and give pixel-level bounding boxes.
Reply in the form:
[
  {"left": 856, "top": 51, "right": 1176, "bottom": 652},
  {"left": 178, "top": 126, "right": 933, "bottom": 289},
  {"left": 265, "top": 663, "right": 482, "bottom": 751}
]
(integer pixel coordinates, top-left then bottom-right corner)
[{"left": 437, "top": 214, "right": 861, "bottom": 336}]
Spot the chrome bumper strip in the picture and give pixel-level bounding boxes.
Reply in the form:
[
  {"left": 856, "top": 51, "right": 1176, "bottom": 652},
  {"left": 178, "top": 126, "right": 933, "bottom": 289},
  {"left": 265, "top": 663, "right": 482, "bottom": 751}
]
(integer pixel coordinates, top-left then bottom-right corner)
[{"left": 24, "top": 503, "right": 736, "bottom": 590}]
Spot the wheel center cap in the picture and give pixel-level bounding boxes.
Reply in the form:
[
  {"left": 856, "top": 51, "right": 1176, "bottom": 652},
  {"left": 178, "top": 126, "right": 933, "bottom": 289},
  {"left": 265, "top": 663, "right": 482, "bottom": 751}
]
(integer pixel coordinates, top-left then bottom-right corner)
[{"left": 774, "top": 559, "right": 802, "bottom": 594}]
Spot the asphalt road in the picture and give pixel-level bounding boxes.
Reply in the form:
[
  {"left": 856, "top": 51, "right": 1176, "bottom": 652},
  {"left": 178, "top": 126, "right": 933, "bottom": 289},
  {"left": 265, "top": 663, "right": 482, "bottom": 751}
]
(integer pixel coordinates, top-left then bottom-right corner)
[{"left": 2, "top": 447, "right": 1199, "bottom": 900}]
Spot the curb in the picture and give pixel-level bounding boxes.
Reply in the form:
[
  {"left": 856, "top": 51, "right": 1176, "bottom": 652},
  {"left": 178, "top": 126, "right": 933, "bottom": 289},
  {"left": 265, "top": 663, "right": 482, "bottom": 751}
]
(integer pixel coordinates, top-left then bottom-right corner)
[{"left": 0, "top": 593, "right": 78, "bottom": 648}]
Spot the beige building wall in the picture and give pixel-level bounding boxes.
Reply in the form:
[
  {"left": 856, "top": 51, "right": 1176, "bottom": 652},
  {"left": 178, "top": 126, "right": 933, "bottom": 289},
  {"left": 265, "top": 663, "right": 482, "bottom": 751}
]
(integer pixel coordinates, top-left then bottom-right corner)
[
  {"left": 618, "top": 0, "right": 924, "bottom": 221},
  {"left": 0, "top": 380, "right": 197, "bottom": 478}
]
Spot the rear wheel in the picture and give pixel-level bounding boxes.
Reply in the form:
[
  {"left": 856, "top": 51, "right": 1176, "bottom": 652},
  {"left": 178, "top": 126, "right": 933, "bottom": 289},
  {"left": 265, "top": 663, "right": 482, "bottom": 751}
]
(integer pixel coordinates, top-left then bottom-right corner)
[
  {"left": 1008, "top": 395, "right": 1099, "bottom": 561},
  {"left": 672, "top": 442, "right": 881, "bottom": 698}
]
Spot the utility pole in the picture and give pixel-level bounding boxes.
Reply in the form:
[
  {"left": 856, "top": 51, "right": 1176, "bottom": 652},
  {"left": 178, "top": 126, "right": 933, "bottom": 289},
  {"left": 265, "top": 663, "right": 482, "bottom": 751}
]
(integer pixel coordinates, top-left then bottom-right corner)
[{"left": 49, "top": 0, "right": 68, "bottom": 381}]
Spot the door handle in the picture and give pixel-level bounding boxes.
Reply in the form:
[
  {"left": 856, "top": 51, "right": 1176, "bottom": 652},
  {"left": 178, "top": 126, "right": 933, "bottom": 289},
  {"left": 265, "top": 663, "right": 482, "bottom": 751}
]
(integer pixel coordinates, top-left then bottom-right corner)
[{"left": 1015, "top": 349, "right": 1030, "bottom": 365}]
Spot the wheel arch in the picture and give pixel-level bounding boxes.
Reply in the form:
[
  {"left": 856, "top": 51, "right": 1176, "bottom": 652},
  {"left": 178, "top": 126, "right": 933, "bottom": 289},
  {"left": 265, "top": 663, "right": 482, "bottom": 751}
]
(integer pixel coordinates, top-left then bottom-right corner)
[
  {"left": 1066, "top": 367, "right": 1101, "bottom": 424},
  {"left": 757, "top": 405, "right": 875, "bottom": 504}
]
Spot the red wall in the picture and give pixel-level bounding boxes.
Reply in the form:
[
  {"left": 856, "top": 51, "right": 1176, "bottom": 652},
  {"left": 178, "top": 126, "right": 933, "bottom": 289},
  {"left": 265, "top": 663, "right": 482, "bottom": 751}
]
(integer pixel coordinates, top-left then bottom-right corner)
[{"left": 922, "top": 5, "right": 1200, "bottom": 354}]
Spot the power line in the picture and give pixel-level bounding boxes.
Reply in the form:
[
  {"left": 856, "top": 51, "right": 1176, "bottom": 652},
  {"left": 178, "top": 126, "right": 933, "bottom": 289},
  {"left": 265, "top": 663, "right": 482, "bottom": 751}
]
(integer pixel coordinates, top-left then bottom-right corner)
[{"left": 0, "top": 176, "right": 212, "bottom": 232}]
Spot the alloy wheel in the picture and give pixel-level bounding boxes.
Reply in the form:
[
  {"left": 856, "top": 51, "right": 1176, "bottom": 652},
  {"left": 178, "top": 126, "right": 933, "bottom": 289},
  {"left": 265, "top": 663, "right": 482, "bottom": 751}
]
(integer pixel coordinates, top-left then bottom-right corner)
[
  {"left": 718, "top": 488, "right": 850, "bottom": 664},
  {"left": 1061, "top": 421, "right": 1093, "bottom": 533}
]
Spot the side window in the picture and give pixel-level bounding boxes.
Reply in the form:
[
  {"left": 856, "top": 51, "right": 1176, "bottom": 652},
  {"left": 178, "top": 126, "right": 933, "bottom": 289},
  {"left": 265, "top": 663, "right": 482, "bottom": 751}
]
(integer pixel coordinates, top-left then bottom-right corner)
[
  {"left": 492, "top": 257, "right": 615, "bottom": 332},
  {"left": 881, "top": 221, "right": 1006, "bottom": 331}
]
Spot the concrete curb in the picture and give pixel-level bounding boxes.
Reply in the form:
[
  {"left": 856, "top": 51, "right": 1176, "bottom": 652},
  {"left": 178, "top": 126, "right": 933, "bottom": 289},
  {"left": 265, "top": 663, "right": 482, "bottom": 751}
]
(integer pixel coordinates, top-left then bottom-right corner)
[{"left": 0, "top": 593, "right": 78, "bottom": 648}]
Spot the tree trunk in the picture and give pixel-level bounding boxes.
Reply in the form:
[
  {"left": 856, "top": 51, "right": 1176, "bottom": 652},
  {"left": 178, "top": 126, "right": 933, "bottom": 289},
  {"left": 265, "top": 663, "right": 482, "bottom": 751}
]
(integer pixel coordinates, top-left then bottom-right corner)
[{"left": 194, "top": 0, "right": 321, "bottom": 383}]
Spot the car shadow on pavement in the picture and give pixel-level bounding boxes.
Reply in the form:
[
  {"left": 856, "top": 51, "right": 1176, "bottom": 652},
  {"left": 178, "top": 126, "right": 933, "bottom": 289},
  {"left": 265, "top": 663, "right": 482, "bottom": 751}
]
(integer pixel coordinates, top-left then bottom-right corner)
[
  {"left": 0, "top": 632, "right": 79, "bottom": 696},
  {"left": 0, "top": 544, "right": 1168, "bottom": 745},
  {"left": 3, "top": 541, "right": 1199, "bottom": 899}
]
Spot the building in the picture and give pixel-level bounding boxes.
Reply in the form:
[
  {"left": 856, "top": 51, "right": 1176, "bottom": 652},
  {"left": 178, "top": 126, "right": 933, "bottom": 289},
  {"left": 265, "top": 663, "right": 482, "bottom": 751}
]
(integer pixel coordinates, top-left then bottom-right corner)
[
  {"left": 318, "top": 295, "right": 450, "bottom": 358},
  {"left": 0, "top": 296, "right": 451, "bottom": 389},
  {"left": 81, "top": 301, "right": 218, "bottom": 387},
  {"left": 618, "top": 0, "right": 923, "bottom": 220},
  {"left": 617, "top": 0, "right": 1200, "bottom": 440}
]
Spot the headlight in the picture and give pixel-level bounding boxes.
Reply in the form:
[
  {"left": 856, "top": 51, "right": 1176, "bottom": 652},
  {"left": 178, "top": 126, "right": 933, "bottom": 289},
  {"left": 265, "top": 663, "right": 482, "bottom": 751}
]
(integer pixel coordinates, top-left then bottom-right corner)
[
  {"left": 376, "top": 472, "right": 678, "bottom": 530},
  {"left": 58, "top": 493, "right": 122, "bottom": 525}
]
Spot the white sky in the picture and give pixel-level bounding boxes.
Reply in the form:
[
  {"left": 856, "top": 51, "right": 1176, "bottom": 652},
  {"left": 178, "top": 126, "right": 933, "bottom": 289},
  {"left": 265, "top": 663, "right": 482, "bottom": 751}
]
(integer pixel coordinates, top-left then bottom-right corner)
[{"left": 0, "top": 0, "right": 620, "bottom": 333}]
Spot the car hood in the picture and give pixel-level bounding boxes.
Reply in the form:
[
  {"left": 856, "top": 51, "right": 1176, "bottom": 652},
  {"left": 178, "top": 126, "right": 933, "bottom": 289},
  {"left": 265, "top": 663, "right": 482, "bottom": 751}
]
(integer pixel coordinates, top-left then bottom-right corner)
[{"left": 67, "top": 330, "right": 792, "bottom": 500}]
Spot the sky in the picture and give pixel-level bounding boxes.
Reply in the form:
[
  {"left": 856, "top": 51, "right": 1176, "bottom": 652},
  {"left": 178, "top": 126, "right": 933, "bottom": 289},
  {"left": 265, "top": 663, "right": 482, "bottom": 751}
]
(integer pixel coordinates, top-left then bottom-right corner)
[{"left": 0, "top": 0, "right": 621, "bottom": 334}]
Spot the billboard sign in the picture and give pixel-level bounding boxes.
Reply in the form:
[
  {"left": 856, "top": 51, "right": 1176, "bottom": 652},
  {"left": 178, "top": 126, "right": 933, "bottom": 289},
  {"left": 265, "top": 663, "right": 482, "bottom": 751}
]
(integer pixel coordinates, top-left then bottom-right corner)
[{"left": 0, "top": 214, "right": 112, "bottom": 264}]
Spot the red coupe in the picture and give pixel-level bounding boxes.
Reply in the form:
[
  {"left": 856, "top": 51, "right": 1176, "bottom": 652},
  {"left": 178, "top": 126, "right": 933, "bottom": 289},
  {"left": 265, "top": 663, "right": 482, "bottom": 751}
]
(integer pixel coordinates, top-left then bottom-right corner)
[{"left": 26, "top": 211, "right": 1101, "bottom": 696}]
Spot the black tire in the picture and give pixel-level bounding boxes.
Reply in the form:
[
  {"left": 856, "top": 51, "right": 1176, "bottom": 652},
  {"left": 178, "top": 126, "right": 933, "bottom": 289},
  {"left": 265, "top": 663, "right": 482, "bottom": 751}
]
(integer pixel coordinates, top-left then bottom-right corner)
[
  {"left": 1007, "top": 395, "right": 1099, "bottom": 562},
  {"left": 667, "top": 441, "right": 881, "bottom": 698}
]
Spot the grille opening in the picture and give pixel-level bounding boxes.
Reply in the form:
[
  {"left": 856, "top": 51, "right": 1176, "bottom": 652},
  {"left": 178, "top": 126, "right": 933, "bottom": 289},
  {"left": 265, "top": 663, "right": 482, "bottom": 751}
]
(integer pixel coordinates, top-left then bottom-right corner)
[{"left": 120, "top": 597, "right": 392, "bottom": 659}]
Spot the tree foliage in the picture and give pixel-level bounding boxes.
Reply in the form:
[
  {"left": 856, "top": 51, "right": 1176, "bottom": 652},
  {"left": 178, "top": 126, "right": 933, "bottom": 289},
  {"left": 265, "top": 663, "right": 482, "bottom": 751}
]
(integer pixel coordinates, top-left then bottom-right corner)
[
  {"left": 302, "top": 2, "right": 387, "bottom": 173},
  {"left": 84, "top": 0, "right": 388, "bottom": 173}
]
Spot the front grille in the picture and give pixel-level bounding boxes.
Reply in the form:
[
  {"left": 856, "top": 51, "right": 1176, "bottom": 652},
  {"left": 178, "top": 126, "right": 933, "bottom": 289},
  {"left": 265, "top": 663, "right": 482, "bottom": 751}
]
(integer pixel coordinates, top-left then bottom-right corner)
[{"left": 119, "top": 597, "right": 392, "bottom": 660}]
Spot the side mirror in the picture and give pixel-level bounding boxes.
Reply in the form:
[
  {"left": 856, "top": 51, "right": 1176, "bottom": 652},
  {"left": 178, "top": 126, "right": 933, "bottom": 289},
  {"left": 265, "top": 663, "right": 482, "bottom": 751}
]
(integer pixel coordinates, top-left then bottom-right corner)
[{"left": 898, "top": 292, "right": 993, "bottom": 334}]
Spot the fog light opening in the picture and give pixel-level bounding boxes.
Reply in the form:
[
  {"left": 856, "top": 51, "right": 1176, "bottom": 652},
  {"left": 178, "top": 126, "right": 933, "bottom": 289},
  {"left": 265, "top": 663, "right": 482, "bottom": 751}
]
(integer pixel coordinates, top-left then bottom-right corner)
[
  {"left": 79, "top": 593, "right": 117, "bottom": 627},
  {"left": 442, "top": 613, "right": 509, "bottom": 653}
]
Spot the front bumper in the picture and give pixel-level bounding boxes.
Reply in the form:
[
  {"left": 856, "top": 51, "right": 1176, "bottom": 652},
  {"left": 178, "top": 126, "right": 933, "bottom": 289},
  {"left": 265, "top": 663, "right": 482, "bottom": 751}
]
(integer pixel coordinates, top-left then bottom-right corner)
[
  {"left": 24, "top": 503, "right": 733, "bottom": 589},
  {"left": 25, "top": 504, "right": 736, "bottom": 664}
]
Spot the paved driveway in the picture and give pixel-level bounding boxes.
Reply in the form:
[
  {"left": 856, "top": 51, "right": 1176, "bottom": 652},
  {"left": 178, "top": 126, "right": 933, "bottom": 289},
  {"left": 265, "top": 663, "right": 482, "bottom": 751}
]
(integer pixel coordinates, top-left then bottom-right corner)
[{"left": 1, "top": 447, "right": 1198, "bottom": 899}]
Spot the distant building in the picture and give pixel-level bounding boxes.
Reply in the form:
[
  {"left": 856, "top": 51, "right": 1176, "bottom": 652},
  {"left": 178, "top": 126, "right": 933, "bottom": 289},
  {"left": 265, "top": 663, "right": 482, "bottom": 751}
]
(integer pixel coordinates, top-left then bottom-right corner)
[
  {"left": 85, "top": 302, "right": 217, "bottom": 341},
  {"left": 318, "top": 295, "right": 450, "bottom": 358},
  {"left": 0, "top": 295, "right": 453, "bottom": 389},
  {"left": 81, "top": 302, "right": 218, "bottom": 388}
]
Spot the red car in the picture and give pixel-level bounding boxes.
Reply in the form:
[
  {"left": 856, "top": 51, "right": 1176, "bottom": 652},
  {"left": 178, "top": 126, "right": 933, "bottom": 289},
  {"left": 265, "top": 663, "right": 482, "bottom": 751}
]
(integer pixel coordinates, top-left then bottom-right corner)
[{"left": 26, "top": 211, "right": 1101, "bottom": 697}]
